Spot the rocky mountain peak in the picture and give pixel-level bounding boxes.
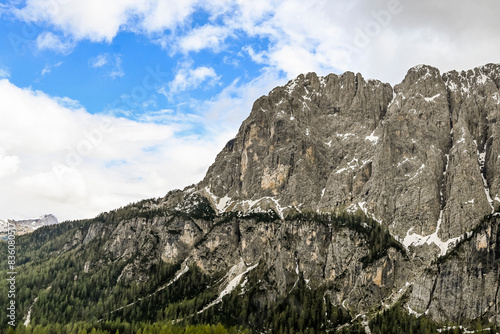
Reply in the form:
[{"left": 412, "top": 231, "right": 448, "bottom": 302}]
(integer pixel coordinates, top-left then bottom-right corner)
[
  {"left": 403, "top": 64, "right": 442, "bottom": 82},
  {"left": 195, "top": 63, "right": 500, "bottom": 259},
  {"left": 198, "top": 70, "right": 392, "bottom": 217}
]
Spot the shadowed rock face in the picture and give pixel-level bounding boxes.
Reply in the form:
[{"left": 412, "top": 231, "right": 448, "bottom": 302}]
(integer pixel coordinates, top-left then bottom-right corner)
[{"left": 198, "top": 63, "right": 500, "bottom": 257}]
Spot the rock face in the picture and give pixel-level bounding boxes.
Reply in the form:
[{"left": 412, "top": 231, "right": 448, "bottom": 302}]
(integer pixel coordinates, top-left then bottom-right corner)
[
  {"left": 199, "top": 71, "right": 393, "bottom": 218},
  {"left": 407, "top": 215, "right": 500, "bottom": 324},
  {"left": 82, "top": 191, "right": 412, "bottom": 316},
  {"left": 199, "top": 63, "right": 500, "bottom": 258},
  {"left": 179, "top": 63, "right": 500, "bottom": 325}
]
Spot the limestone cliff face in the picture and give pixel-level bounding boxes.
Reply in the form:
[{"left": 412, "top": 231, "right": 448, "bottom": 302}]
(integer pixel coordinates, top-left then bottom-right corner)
[
  {"left": 198, "top": 63, "right": 500, "bottom": 258},
  {"left": 198, "top": 71, "right": 392, "bottom": 217},
  {"left": 81, "top": 191, "right": 412, "bottom": 317},
  {"left": 407, "top": 215, "right": 500, "bottom": 324}
]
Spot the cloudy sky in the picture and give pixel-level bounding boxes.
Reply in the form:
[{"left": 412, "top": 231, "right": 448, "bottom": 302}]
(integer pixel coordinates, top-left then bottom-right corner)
[{"left": 0, "top": 0, "right": 499, "bottom": 221}]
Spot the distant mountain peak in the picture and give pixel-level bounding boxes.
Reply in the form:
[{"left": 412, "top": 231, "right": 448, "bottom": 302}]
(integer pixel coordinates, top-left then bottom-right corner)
[{"left": 0, "top": 214, "right": 59, "bottom": 239}]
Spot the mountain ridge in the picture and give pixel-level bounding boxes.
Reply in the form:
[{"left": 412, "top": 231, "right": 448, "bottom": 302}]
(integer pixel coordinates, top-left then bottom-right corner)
[
  {"left": 2, "top": 63, "right": 500, "bottom": 333},
  {"left": 196, "top": 63, "right": 500, "bottom": 258}
]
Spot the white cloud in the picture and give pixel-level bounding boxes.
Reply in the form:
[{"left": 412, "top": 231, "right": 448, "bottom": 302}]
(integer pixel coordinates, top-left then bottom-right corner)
[
  {"left": 0, "top": 148, "right": 19, "bottom": 178},
  {"left": 90, "top": 54, "right": 109, "bottom": 68},
  {"left": 12, "top": 0, "right": 207, "bottom": 43},
  {"left": 41, "top": 61, "right": 62, "bottom": 76},
  {"left": 89, "top": 53, "right": 124, "bottom": 79},
  {"left": 18, "top": 166, "right": 89, "bottom": 202},
  {"left": 140, "top": 0, "right": 199, "bottom": 33},
  {"left": 167, "top": 65, "right": 219, "bottom": 95},
  {"left": 0, "top": 67, "right": 10, "bottom": 78},
  {"left": 199, "top": 67, "right": 284, "bottom": 134},
  {"left": 110, "top": 54, "right": 124, "bottom": 78},
  {"left": 0, "top": 78, "right": 238, "bottom": 221},
  {"left": 178, "top": 24, "right": 232, "bottom": 53},
  {"left": 36, "top": 31, "right": 75, "bottom": 54},
  {"left": 252, "top": 0, "right": 500, "bottom": 83},
  {"left": 14, "top": 0, "right": 147, "bottom": 42},
  {"left": 41, "top": 65, "right": 50, "bottom": 76}
]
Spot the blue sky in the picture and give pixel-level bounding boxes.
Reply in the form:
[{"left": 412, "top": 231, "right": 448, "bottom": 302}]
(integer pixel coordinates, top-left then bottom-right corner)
[
  {"left": 0, "top": 13, "right": 266, "bottom": 121},
  {"left": 1, "top": 0, "right": 499, "bottom": 221}
]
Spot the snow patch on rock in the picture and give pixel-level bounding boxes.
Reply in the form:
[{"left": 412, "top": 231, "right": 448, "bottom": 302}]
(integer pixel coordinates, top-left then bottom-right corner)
[
  {"left": 199, "top": 260, "right": 259, "bottom": 313},
  {"left": 423, "top": 93, "right": 441, "bottom": 102},
  {"left": 402, "top": 210, "right": 463, "bottom": 256},
  {"left": 365, "top": 131, "right": 379, "bottom": 144},
  {"left": 24, "top": 297, "right": 38, "bottom": 327}
]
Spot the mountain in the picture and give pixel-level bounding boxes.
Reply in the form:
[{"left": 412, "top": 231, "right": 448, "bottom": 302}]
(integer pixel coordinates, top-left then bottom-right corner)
[
  {"left": 1, "top": 64, "right": 500, "bottom": 334},
  {"left": 199, "top": 64, "right": 500, "bottom": 255},
  {"left": 0, "top": 214, "right": 58, "bottom": 239}
]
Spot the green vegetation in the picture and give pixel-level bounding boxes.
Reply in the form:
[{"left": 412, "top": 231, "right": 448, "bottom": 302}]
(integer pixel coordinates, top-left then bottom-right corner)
[
  {"left": 370, "top": 302, "right": 439, "bottom": 334},
  {"left": 193, "top": 266, "right": 358, "bottom": 333},
  {"left": 369, "top": 301, "right": 500, "bottom": 334},
  {"left": 3, "top": 322, "right": 248, "bottom": 334}
]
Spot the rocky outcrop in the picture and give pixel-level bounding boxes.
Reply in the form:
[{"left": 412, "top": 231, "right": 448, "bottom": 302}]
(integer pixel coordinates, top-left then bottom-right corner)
[
  {"left": 198, "top": 71, "right": 393, "bottom": 216},
  {"left": 80, "top": 190, "right": 410, "bottom": 315},
  {"left": 408, "top": 214, "right": 500, "bottom": 324}
]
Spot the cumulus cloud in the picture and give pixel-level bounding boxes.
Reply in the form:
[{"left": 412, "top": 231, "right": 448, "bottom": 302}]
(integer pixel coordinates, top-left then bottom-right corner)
[
  {"left": 0, "top": 148, "right": 19, "bottom": 178},
  {"left": 0, "top": 78, "right": 229, "bottom": 220},
  {"left": 167, "top": 65, "right": 220, "bottom": 96},
  {"left": 11, "top": 0, "right": 216, "bottom": 42},
  {"left": 140, "top": 0, "right": 199, "bottom": 33},
  {"left": 13, "top": 0, "right": 146, "bottom": 42},
  {"left": 10, "top": 0, "right": 500, "bottom": 82},
  {"left": 178, "top": 24, "right": 232, "bottom": 53}
]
